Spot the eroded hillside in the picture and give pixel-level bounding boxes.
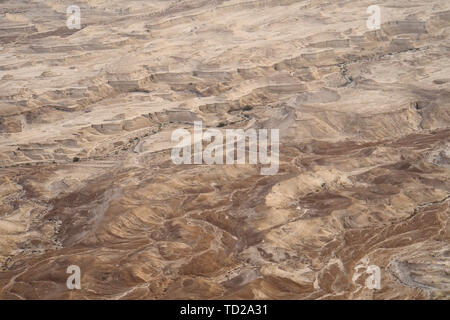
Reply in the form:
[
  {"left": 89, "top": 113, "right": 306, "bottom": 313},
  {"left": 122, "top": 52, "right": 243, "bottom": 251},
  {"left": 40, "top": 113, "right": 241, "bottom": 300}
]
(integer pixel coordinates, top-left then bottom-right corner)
[{"left": 0, "top": 0, "right": 449, "bottom": 299}]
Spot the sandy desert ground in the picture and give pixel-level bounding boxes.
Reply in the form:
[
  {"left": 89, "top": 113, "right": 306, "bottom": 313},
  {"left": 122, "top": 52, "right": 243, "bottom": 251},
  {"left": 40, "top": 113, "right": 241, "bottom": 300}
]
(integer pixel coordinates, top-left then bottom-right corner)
[{"left": 0, "top": 0, "right": 449, "bottom": 299}]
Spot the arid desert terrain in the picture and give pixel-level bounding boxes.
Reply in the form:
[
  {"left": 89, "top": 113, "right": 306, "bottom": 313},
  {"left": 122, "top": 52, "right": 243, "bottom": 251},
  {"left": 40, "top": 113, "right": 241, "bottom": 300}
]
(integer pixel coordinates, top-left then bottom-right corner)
[{"left": 0, "top": 0, "right": 449, "bottom": 299}]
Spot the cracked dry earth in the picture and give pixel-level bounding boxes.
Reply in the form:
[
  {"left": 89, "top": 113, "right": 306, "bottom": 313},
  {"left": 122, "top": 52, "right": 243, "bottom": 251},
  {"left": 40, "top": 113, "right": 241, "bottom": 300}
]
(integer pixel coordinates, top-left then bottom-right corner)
[{"left": 0, "top": 0, "right": 449, "bottom": 300}]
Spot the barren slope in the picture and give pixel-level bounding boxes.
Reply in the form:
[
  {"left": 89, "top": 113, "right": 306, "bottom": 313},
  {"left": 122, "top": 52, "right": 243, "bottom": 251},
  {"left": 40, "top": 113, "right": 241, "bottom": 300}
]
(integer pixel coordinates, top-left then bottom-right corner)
[{"left": 0, "top": 0, "right": 449, "bottom": 299}]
